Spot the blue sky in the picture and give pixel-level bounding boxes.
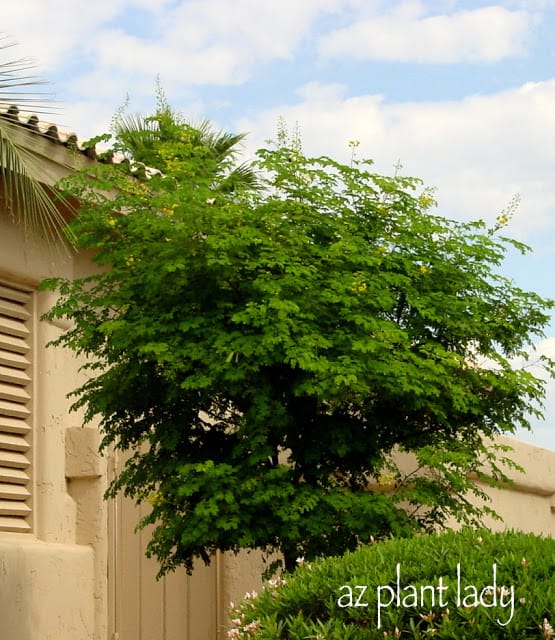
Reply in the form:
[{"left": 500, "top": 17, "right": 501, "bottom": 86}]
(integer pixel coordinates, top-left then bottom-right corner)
[{"left": 4, "top": 0, "right": 555, "bottom": 449}]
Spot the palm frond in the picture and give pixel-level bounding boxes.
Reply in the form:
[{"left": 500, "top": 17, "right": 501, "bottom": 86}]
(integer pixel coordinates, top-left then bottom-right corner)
[
  {"left": 0, "top": 117, "right": 72, "bottom": 245},
  {"left": 112, "top": 112, "right": 169, "bottom": 168},
  {"left": 193, "top": 118, "right": 247, "bottom": 160},
  {"left": 112, "top": 106, "right": 258, "bottom": 192},
  {"left": 0, "top": 37, "right": 74, "bottom": 246},
  {"left": 220, "top": 161, "right": 260, "bottom": 193}
]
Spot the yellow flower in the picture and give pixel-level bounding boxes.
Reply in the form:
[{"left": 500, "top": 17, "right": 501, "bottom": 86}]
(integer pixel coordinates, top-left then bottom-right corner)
[
  {"left": 377, "top": 473, "right": 394, "bottom": 487},
  {"left": 419, "top": 195, "right": 435, "bottom": 208},
  {"left": 351, "top": 280, "right": 367, "bottom": 293},
  {"left": 419, "top": 265, "right": 431, "bottom": 275},
  {"left": 107, "top": 218, "right": 117, "bottom": 228},
  {"left": 147, "top": 492, "right": 165, "bottom": 507}
]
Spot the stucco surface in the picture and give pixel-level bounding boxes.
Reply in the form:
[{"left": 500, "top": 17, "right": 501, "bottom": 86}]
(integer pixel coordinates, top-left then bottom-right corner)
[{"left": 0, "top": 536, "right": 95, "bottom": 640}]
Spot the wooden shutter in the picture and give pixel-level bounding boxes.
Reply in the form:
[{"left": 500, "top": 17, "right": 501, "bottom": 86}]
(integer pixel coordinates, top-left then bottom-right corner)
[{"left": 0, "top": 282, "right": 32, "bottom": 533}]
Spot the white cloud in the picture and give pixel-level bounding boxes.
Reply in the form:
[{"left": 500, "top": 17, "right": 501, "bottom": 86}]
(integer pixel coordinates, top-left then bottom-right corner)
[
  {"left": 4, "top": 0, "right": 346, "bottom": 84},
  {"left": 2, "top": 0, "right": 352, "bottom": 138},
  {"left": 162, "top": 0, "right": 343, "bottom": 61},
  {"left": 2, "top": 0, "right": 130, "bottom": 68},
  {"left": 55, "top": 100, "right": 121, "bottom": 141},
  {"left": 319, "top": 4, "right": 531, "bottom": 63},
  {"left": 104, "top": 0, "right": 346, "bottom": 85},
  {"left": 90, "top": 29, "right": 247, "bottom": 85},
  {"left": 530, "top": 337, "right": 555, "bottom": 363}
]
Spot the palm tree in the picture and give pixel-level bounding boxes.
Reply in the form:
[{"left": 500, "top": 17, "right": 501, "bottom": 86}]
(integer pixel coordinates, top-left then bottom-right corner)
[
  {"left": 0, "top": 38, "right": 70, "bottom": 244},
  {"left": 112, "top": 95, "right": 259, "bottom": 194}
]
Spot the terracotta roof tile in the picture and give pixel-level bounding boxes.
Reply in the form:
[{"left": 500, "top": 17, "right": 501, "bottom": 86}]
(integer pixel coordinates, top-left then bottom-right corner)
[{"left": 0, "top": 104, "right": 115, "bottom": 164}]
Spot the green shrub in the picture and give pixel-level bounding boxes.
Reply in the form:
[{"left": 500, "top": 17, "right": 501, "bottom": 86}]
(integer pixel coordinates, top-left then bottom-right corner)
[{"left": 227, "top": 528, "right": 555, "bottom": 639}]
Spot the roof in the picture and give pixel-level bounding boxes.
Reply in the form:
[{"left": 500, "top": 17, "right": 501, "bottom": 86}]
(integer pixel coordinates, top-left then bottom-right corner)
[
  {"left": 0, "top": 104, "right": 113, "bottom": 161},
  {"left": 0, "top": 104, "right": 118, "bottom": 186}
]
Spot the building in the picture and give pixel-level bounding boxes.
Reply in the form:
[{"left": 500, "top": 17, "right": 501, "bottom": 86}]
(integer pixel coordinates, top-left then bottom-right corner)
[{"left": 0, "top": 108, "right": 554, "bottom": 640}]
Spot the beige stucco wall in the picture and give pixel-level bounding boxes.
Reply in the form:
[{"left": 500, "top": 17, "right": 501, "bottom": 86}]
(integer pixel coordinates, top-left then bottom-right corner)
[
  {"left": 0, "top": 535, "right": 95, "bottom": 639},
  {"left": 0, "top": 210, "right": 108, "bottom": 640},
  {"left": 385, "top": 435, "right": 555, "bottom": 537},
  {"left": 471, "top": 435, "right": 555, "bottom": 535}
]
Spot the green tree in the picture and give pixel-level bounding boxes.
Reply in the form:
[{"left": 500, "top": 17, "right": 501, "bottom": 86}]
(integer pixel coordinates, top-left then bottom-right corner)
[
  {"left": 111, "top": 92, "right": 258, "bottom": 192},
  {"left": 42, "top": 118, "right": 554, "bottom": 575},
  {"left": 0, "top": 38, "right": 69, "bottom": 242}
]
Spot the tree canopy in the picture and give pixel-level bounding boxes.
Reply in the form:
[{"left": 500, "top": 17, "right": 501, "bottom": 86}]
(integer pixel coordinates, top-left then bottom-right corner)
[{"left": 42, "top": 112, "right": 554, "bottom": 575}]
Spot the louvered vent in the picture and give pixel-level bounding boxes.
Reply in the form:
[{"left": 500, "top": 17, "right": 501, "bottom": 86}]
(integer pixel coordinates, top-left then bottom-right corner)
[{"left": 0, "top": 282, "right": 32, "bottom": 533}]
